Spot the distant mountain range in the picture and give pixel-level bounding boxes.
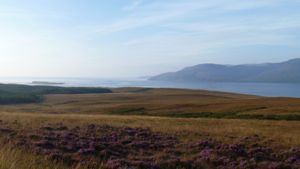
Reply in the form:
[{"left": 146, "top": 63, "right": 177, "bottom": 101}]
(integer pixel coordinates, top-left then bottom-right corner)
[{"left": 150, "top": 58, "right": 300, "bottom": 83}]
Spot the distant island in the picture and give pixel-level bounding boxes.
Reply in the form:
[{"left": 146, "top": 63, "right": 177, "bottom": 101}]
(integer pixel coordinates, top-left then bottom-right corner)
[
  {"left": 32, "top": 81, "right": 65, "bottom": 85},
  {"left": 150, "top": 58, "right": 300, "bottom": 83}
]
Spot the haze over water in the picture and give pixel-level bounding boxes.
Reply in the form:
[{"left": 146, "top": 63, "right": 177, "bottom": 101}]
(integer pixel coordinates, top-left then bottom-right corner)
[{"left": 1, "top": 77, "right": 300, "bottom": 98}]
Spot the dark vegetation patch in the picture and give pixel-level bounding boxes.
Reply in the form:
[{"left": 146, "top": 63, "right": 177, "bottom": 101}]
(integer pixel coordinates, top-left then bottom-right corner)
[
  {"left": 164, "top": 112, "right": 300, "bottom": 121},
  {"left": 108, "top": 109, "right": 300, "bottom": 121},
  {"left": 178, "top": 112, "right": 300, "bottom": 121},
  {"left": 0, "top": 84, "right": 112, "bottom": 105},
  {"left": 110, "top": 107, "right": 147, "bottom": 115},
  {"left": 0, "top": 123, "right": 299, "bottom": 169},
  {"left": 130, "top": 88, "right": 153, "bottom": 93},
  {"left": 0, "top": 92, "right": 43, "bottom": 104}
]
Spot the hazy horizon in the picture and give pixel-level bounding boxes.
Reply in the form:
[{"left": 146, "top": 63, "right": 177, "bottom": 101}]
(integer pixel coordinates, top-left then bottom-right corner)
[
  {"left": 1, "top": 0, "right": 300, "bottom": 78},
  {"left": 0, "top": 58, "right": 299, "bottom": 79}
]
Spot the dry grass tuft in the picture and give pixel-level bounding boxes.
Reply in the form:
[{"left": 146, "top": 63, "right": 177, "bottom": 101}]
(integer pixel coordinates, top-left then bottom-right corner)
[{"left": 0, "top": 146, "right": 69, "bottom": 169}]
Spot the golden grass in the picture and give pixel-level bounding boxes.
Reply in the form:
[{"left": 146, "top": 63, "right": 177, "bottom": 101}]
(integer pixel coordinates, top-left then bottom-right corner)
[
  {"left": 0, "top": 146, "right": 69, "bottom": 169},
  {"left": 0, "top": 112, "right": 299, "bottom": 147},
  {"left": 0, "top": 88, "right": 299, "bottom": 118},
  {"left": 0, "top": 88, "right": 256, "bottom": 114}
]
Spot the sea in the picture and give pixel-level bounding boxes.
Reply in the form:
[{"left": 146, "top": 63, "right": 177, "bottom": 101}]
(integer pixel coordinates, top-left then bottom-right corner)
[{"left": 0, "top": 77, "right": 300, "bottom": 98}]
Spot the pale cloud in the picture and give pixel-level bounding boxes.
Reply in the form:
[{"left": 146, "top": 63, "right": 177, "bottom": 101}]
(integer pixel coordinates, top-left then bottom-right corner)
[
  {"left": 92, "top": 0, "right": 286, "bottom": 35},
  {"left": 122, "top": 0, "right": 144, "bottom": 11},
  {"left": 162, "top": 14, "right": 300, "bottom": 33},
  {"left": 111, "top": 0, "right": 299, "bottom": 57},
  {"left": 94, "top": 2, "right": 204, "bottom": 34}
]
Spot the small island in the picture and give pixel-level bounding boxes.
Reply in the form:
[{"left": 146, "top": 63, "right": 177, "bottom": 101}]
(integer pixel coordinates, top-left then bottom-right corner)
[{"left": 31, "top": 81, "right": 65, "bottom": 85}]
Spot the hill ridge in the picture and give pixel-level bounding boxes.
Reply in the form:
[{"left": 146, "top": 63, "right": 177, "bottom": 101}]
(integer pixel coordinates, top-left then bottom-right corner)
[{"left": 150, "top": 58, "right": 300, "bottom": 83}]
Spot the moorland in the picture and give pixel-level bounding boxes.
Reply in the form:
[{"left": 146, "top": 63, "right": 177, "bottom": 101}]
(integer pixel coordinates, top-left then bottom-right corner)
[{"left": 0, "top": 84, "right": 299, "bottom": 169}]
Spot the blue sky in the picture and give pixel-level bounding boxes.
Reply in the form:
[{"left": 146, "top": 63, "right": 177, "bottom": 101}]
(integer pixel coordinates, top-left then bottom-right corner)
[{"left": 0, "top": 0, "right": 300, "bottom": 77}]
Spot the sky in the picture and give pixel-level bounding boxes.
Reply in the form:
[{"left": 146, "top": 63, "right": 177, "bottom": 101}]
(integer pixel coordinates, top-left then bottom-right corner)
[{"left": 0, "top": 0, "right": 300, "bottom": 78}]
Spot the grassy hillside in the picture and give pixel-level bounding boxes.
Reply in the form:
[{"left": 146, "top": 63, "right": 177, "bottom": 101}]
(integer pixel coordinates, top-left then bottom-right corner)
[
  {"left": 0, "top": 88, "right": 299, "bottom": 169},
  {"left": 0, "top": 84, "right": 112, "bottom": 104},
  {"left": 2, "top": 87, "right": 299, "bottom": 120}
]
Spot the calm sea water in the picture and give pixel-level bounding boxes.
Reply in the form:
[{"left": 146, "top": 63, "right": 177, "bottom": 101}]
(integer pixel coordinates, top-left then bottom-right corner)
[{"left": 0, "top": 77, "right": 300, "bottom": 98}]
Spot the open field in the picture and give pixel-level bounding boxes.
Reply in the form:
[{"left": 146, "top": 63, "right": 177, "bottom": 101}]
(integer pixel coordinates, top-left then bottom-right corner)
[
  {"left": 1, "top": 87, "right": 300, "bottom": 120},
  {"left": 0, "top": 87, "right": 299, "bottom": 169}
]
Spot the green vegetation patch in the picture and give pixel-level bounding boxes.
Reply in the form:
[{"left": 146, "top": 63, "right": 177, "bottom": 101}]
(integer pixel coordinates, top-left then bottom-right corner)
[{"left": 0, "top": 93, "right": 43, "bottom": 104}]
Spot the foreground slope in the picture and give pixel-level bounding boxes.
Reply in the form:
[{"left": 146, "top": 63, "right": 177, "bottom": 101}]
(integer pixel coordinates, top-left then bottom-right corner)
[{"left": 0, "top": 87, "right": 299, "bottom": 169}]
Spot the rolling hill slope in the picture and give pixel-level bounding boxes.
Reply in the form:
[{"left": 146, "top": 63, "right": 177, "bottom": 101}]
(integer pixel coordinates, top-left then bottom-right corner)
[{"left": 150, "top": 58, "right": 300, "bottom": 83}]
